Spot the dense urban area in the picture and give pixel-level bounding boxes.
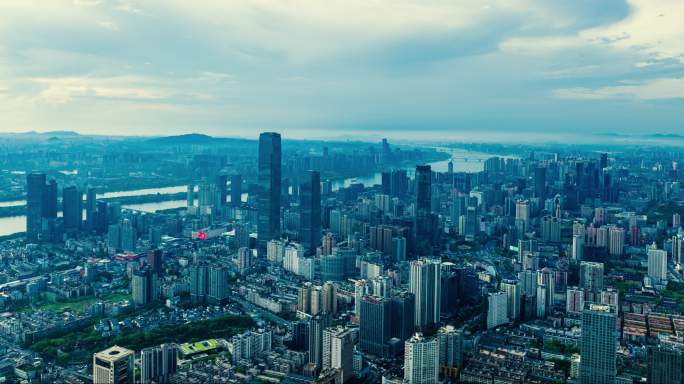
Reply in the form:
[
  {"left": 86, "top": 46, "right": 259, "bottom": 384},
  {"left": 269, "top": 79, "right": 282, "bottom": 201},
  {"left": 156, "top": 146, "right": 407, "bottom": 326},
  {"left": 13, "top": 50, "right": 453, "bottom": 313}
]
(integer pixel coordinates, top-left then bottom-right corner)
[{"left": 0, "top": 131, "right": 683, "bottom": 384}]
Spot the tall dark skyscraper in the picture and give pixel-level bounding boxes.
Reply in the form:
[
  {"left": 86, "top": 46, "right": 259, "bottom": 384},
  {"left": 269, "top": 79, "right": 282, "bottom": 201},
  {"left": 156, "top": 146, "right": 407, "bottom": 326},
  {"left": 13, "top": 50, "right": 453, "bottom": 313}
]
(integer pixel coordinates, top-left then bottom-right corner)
[
  {"left": 415, "top": 165, "right": 431, "bottom": 213},
  {"left": 26, "top": 172, "right": 46, "bottom": 241},
  {"left": 215, "top": 174, "right": 228, "bottom": 207},
  {"left": 95, "top": 200, "right": 109, "bottom": 234},
  {"left": 390, "top": 291, "right": 416, "bottom": 343},
  {"left": 414, "top": 165, "right": 433, "bottom": 254},
  {"left": 534, "top": 166, "right": 547, "bottom": 201},
  {"left": 62, "top": 186, "right": 83, "bottom": 231},
  {"left": 300, "top": 170, "right": 321, "bottom": 254},
  {"left": 257, "top": 132, "right": 282, "bottom": 254},
  {"left": 599, "top": 152, "right": 608, "bottom": 170},
  {"left": 648, "top": 343, "right": 684, "bottom": 384},
  {"left": 391, "top": 169, "right": 408, "bottom": 198},
  {"left": 231, "top": 174, "right": 242, "bottom": 206},
  {"left": 86, "top": 187, "right": 97, "bottom": 230},
  {"left": 43, "top": 179, "right": 58, "bottom": 220},
  {"left": 579, "top": 304, "right": 617, "bottom": 384},
  {"left": 359, "top": 295, "right": 391, "bottom": 357}
]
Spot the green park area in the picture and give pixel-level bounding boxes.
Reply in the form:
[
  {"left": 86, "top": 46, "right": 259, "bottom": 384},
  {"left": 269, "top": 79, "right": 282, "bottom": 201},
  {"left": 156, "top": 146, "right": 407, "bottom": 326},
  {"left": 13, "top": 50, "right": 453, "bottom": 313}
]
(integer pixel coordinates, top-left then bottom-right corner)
[
  {"left": 662, "top": 281, "right": 684, "bottom": 312},
  {"left": 28, "top": 314, "right": 254, "bottom": 365},
  {"left": 20, "top": 292, "right": 131, "bottom": 314}
]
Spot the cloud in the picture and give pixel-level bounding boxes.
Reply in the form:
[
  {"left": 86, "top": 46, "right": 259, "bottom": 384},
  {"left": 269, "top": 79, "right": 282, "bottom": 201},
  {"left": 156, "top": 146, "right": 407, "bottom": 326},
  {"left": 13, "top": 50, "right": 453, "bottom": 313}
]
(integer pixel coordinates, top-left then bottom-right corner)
[
  {"left": 0, "top": 0, "right": 682, "bottom": 137},
  {"left": 96, "top": 20, "right": 119, "bottom": 31},
  {"left": 31, "top": 76, "right": 171, "bottom": 103},
  {"left": 554, "top": 77, "right": 684, "bottom": 100}
]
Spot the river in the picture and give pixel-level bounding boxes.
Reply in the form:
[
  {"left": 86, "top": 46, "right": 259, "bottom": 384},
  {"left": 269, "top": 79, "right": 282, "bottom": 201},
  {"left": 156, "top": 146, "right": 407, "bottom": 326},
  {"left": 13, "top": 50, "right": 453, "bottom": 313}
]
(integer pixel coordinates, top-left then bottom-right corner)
[{"left": 0, "top": 148, "right": 497, "bottom": 237}]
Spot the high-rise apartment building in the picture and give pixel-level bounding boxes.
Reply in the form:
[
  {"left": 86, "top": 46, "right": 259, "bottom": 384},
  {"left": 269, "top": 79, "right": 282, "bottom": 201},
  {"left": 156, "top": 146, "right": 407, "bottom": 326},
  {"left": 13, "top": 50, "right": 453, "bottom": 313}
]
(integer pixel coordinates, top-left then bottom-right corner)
[
  {"left": 140, "top": 343, "right": 177, "bottom": 384},
  {"left": 648, "top": 248, "right": 668, "bottom": 284},
  {"left": 131, "top": 268, "right": 158, "bottom": 306},
  {"left": 500, "top": 279, "right": 520, "bottom": 321},
  {"left": 580, "top": 261, "right": 605, "bottom": 295},
  {"left": 404, "top": 333, "right": 439, "bottom": 384},
  {"left": 437, "top": 325, "right": 463, "bottom": 372},
  {"left": 409, "top": 258, "right": 441, "bottom": 329},
  {"left": 487, "top": 291, "right": 509, "bottom": 329},
  {"left": 322, "top": 326, "right": 355, "bottom": 383},
  {"left": 308, "top": 312, "right": 332, "bottom": 369}
]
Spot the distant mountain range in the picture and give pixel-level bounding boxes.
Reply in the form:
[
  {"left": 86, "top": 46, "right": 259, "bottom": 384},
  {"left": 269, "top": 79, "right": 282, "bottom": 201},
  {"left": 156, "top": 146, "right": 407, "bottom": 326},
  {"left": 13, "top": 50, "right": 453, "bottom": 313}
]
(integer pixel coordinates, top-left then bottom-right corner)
[
  {"left": 147, "top": 133, "right": 254, "bottom": 145},
  {"left": 148, "top": 133, "right": 214, "bottom": 144},
  {"left": 0, "top": 130, "right": 81, "bottom": 137},
  {"left": 595, "top": 132, "right": 684, "bottom": 140}
]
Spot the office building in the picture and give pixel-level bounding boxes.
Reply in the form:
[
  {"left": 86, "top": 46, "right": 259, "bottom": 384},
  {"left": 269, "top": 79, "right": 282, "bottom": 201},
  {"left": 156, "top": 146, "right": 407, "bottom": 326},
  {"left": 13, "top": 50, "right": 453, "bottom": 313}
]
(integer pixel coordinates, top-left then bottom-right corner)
[
  {"left": 579, "top": 304, "right": 617, "bottom": 384},
  {"left": 231, "top": 174, "right": 242, "bottom": 206},
  {"left": 257, "top": 132, "right": 282, "bottom": 254},
  {"left": 648, "top": 343, "right": 684, "bottom": 384},
  {"left": 359, "top": 295, "right": 390, "bottom": 357},
  {"left": 300, "top": 170, "right": 321, "bottom": 253},
  {"left": 146, "top": 249, "right": 163, "bottom": 276},
  {"left": 93, "top": 345, "right": 134, "bottom": 384},
  {"left": 86, "top": 187, "right": 98, "bottom": 230},
  {"left": 62, "top": 185, "right": 83, "bottom": 231},
  {"left": 534, "top": 166, "right": 546, "bottom": 201},
  {"left": 26, "top": 172, "right": 46, "bottom": 241},
  {"left": 186, "top": 184, "right": 195, "bottom": 209},
  {"left": 414, "top": 165, "right": 434, "bottom": 254},
  {"left": 215, "top": 174, "right": 228, "bottom": 207},
  {"left": 390, "top": 291, "right": 415, "bottom": 343}
]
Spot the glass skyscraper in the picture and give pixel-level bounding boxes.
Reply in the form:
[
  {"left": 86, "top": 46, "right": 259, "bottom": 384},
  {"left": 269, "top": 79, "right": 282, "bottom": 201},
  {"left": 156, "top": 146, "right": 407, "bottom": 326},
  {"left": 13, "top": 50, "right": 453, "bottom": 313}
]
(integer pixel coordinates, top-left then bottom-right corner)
[
  {"left": 579, "top": 303, "right": 617, "bottom": 384},
  {"left": 257, "top": 132, "right": 281, "bottom": 254},
  {"left": 299, "top": 170, "right": 321, "bottom": 254},
  {"left": 26, "top": 172, "right": 46, "bottom": 242}
]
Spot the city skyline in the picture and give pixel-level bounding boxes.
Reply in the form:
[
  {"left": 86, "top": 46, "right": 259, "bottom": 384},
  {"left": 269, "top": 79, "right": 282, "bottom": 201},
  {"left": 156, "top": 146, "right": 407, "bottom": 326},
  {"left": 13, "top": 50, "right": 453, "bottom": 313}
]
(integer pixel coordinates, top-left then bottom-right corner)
[
  {"left": 1, "top": 1, "right": 684, "bottom": 138},
  {"left": 1, "top": 1, "right": 684, "bottom": 383}
]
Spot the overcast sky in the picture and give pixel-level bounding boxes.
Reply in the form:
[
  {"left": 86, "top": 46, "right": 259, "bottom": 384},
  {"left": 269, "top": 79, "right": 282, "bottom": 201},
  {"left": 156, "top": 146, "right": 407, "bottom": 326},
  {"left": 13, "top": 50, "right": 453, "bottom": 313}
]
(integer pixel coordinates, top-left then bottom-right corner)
[{"left": 0, "top": 0, "right": 683, "bottom": 140}]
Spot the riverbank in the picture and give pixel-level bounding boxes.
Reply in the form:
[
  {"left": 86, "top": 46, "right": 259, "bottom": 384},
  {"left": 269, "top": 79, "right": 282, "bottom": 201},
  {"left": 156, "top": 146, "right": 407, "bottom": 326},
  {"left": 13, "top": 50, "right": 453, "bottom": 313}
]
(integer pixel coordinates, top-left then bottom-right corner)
[{"left": 0, "top": 192, "right": 187, "bottom": 218}]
